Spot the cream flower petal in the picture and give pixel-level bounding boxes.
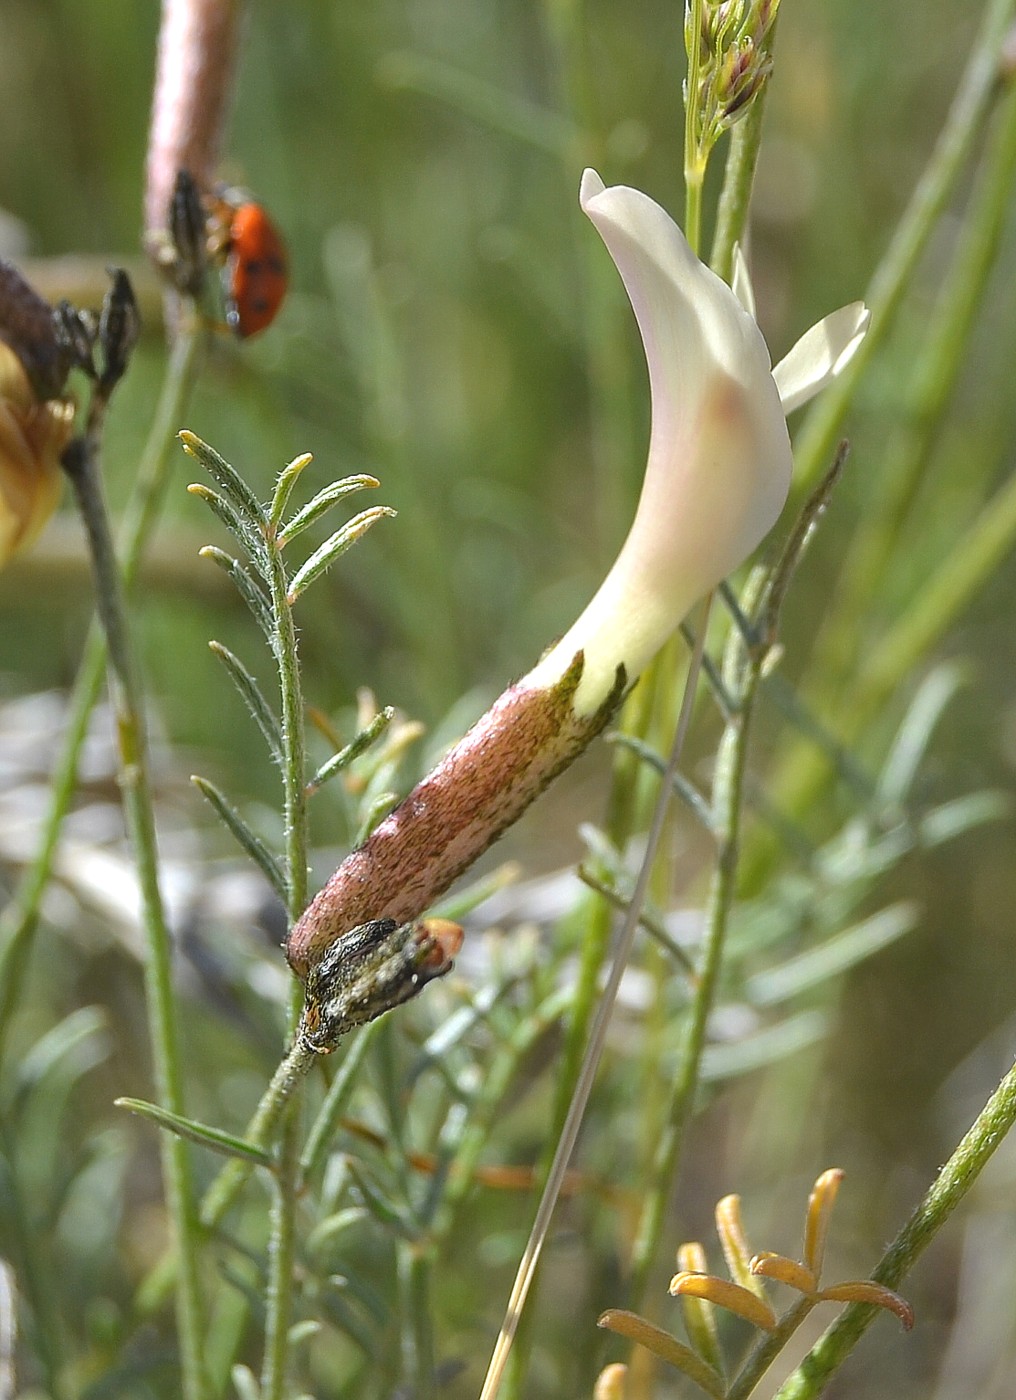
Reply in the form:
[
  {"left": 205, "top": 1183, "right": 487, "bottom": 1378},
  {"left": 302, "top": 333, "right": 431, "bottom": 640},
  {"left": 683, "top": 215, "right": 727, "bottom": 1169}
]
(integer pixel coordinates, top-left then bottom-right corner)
[
  {"left": 528, "top": 170, "right": 793, "bottom": 713},
  {"left": 772, "top": 302, "right": 870, "bottom": 414}
]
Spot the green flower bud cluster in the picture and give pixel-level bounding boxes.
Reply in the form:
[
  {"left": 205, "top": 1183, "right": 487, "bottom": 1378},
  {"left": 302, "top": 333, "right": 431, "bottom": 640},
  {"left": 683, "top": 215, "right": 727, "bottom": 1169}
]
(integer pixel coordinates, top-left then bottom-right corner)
[{"left": 684, "top": 0, "right": 780, "bottom": 160}]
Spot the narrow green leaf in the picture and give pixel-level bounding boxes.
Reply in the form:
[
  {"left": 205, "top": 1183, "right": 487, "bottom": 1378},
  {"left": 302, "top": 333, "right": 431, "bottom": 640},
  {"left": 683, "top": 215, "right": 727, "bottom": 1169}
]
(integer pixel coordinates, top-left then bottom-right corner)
[
  {"left": 278, "top": 475, "right": 382, "bottom": 547},
  {"left": 231, "top": 1364, "right": 262, "bottom": 1400},
  {"left": 287, "top": 507, "right": 396, "bottom": 602},
  {"left": 606, "top": 732, "right": 715, "bottom": 831},
  {"left": 676, "top": 1243, "right": 725, "bottom": 1377},
  {"left": 191, "top": 774, "right": 287, "bottom": 899},
  {"left": 317, "top": 1286, "right": 379, "bottom": 1358},
  {"left": 378, "top": 50, "right": 578, "bottom": 157},
  {"left": 307, "top": 1207, "right": 370, "bottom": 1256},
  {"left": 327, "top": 1269, "right": 390, "bottom": 1328},
  {"left": 700, "top": 1011, "right": 827, "bottom": 1082},
  {"left": 919, "top": 790, "right": 1012, "bottom": 846},
  {"left": 287, "top": 1320, "right": 321, "bottom": 1349},
  {"left": 179, "top": 430, "right": 267, "bottom": 527},
  {"left": 209, "top": 641, "right": 283, "bottom": 766},
  {"left": 307, "top": 707, "right": 394, "bottom": 793},
  {"left": 747, "top": 903, "right": 918, "bottom": 1007},
  {"left": 345, "top": 1159, "right": 417, "bottom": 1240},
  {"left": 597, "top": 1310, "right": 725, "bottom": 1397},
  {"left": 354, "top": 790, "right": 398, "bottom": 846},
  {"left": 199, "top": 546, "right": 274, "bottom": 638},
  {"left": 268, "top": 452, "right": 314, "bottom": 533},
  {"left": 115, "top": 1098, "right": 274, "bottom": 1166},
  {"left": 15, "top": 1006, "right": 108, "bottom": 1102},
  {"left": 577, "top": 866, "right": 697, "bottom": 974},
  {"left": 863, "top": 467, "right": 1016, "bottom": 708},
  {"left": 878, "top": 663, "right": 969, "bottom": 807},
  {"left": 187, "top": 483, "right": 267, "bottom": 563}
]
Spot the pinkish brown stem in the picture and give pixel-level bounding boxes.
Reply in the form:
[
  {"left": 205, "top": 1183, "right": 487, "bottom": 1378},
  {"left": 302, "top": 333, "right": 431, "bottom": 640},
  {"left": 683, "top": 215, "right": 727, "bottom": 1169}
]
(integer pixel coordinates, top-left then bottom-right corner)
[{"left": 286, "top": 655, "right": 623, "bottom": 978}]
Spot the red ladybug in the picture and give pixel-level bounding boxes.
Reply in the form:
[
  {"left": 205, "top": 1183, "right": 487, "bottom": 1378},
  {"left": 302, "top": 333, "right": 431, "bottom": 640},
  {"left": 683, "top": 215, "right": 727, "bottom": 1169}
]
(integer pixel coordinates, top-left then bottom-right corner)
[{"left": 223, "top": 200, "right": 288, "bottom": 339}]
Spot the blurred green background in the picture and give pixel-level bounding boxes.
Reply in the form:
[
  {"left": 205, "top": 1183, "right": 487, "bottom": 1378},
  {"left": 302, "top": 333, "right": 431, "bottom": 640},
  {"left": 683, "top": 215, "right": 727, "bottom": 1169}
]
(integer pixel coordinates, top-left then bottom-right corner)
[{"left": 1, "top": 1, "right": 1015, "bottom": 1396}]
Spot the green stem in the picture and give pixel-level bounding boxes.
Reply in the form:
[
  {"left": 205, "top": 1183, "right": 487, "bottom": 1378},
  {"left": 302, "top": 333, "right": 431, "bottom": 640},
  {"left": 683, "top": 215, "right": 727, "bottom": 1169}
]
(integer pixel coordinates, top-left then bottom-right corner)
[
  {"left": 725, "top": 1297, "right": 816, "bottom": 1400},
  {"left": 259, "top": 508, "right": 311, "bottom": 1400},
  {"left": 399, "top": 1242, "right": 436, "bottom": 1399},
  {"left": 200, "top": 1038, "right": 315, "bottom": 1229},
  {"left": 0, "top": 324, "right": 202, "bottom": 1069},
  {"left": 709, "top": 26, "right": 777, "bottom": 284},
  {"left": 791, "top": 0, "right": 1016, "bottom": 491},
  {"left": 771, "top": 1057, "right": 1016, "bottom": 1400},
  {"left": 684, "top": 0, "right": 706, "bottom": 251},
  {"left": 628, "top": 661, "right": 762, "bottom": 1307},
  {"left": 260, "top": 1104, "right": 301, "bottom": 1400},
  {"left": 64, "top": 398, "right": 206, "bottom": 1400},
  {"left": 480, "top": 604, "right": 712, "bottom": 1400}
]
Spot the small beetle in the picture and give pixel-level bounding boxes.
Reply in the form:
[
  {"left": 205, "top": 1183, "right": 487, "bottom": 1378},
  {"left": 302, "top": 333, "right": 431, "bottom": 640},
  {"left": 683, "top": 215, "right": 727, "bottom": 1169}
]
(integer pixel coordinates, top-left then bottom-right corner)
[{"left": 221, "top": 198, "right": 288, "bottom": 339}]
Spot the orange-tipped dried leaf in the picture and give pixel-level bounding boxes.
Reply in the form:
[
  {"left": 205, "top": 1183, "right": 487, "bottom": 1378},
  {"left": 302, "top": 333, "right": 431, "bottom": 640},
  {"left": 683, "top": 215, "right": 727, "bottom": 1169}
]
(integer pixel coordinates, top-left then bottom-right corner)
[
  {"left": 804, "top": 1168, "right": 844, "bottom": 1277},
  {"left": 593, "top": 1362, "right": 628, "bottom": 1400},
  {"left": 676, "top": 1243, "right": 724, "bottom": 1375},
  {"left": 715, "top": 1194, "right": 767, "bottom": 1299},
  {"left": 598, "top": 1311, "right": 725, "bottom": 1398},
  {"left": 750, "top": 1252, "right": 818, "bottom": 1295},
  {"left": 816, "top": 1281, "right": 914, "bottom": 1330},
  {"left": 669, "top": 1273, "right": 777, "bottom": 1332}
]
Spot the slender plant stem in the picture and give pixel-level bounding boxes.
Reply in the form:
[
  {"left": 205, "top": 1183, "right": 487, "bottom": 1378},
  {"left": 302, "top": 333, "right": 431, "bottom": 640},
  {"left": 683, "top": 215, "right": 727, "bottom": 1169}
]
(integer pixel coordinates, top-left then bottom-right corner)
[
  {"left": 478, "top": 598, "right": 712, "bottom": 1400},
  {"left": 399, "top": 1242, "right": 436, "bottom": 1400},
  {"left": 725, "top": 1297, "right": 816, "bottom": 1400},
  {"left": 709, "top": 12, "right": 780, "bottom": 284},
  {"left": 200, "top": 1038, "right": 315, "bottom": 1229},
  {"left": 624, "top": 447, "right": 849, "bottom": 1313},
  {"left": 259, "top": 512, "right": 311, "bottom": 1400},
  {"left": 622, "top": 1, "right": 785, "bottom": 1321},
  {"left": 0, "top": 323, "right": 202, "bottom": 1070},
  {"left": 684, "top": 0, "right": 706, "bottom": 252},
  {"left": 771, "top": 1056, "right": 1016, "bottom": 1400},
  {"left": 260, "top": 1106, "right": 302, "bottom": 1400},
  {"left": 627, "top": 623, "right": 762, "bottom": 1308},
  {"left": 64, "top": 392, "right": 206, "bottom": 1400}
]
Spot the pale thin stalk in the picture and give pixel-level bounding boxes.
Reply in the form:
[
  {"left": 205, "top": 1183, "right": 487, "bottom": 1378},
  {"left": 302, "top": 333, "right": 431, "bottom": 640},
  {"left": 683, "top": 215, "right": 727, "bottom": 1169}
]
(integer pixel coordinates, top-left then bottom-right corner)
[
  {"left": 0, "top": 323, "right": 202, "bottom": 1069},
  {"left": 65, "top": 406, "right": 206, "bottom": 1400},
  {"left": 478, "top": 597, "right": 712, "bottom": 1400},
  {"left": 771, "top": 1056, "right": 1016, "bottom": 1400}
]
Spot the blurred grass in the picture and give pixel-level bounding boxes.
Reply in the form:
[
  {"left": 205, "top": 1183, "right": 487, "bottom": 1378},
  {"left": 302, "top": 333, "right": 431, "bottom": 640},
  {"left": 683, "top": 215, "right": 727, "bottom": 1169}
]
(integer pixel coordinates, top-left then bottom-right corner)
[{"left": 1, "top": 1, "right": 1016, "bottom": 1397}]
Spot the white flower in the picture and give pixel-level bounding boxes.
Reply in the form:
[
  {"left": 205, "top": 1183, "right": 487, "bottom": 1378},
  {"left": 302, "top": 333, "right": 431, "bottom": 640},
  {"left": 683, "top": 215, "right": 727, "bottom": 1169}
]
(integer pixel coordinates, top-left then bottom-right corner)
[
  {"left": 287, "top": 170, "right": 869, "bottom": 993},
  {"left": 528, "top": 169, "right": 869, "bottom": 715}
]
